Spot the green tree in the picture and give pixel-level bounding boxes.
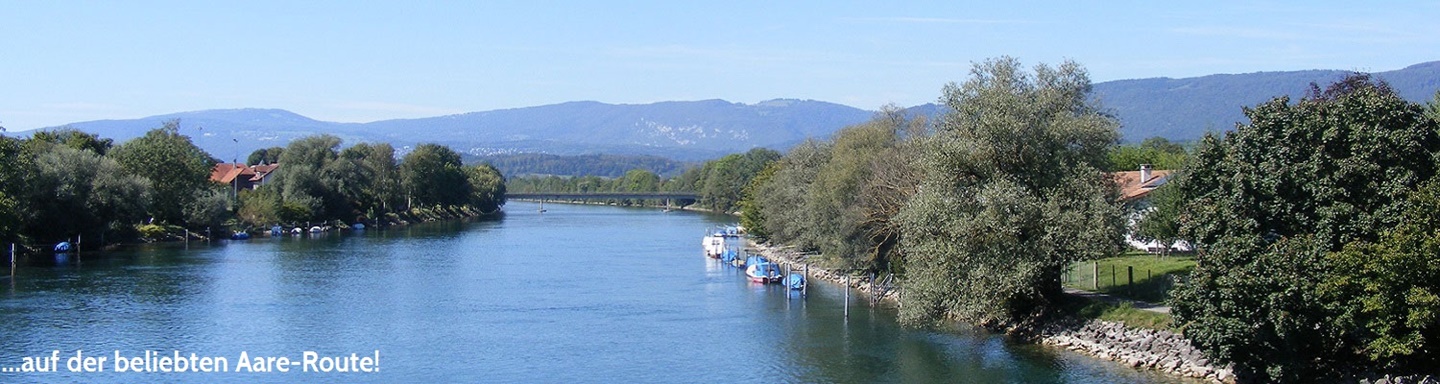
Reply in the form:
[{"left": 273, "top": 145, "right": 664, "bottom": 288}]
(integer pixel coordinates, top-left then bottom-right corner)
[
  {"left": 0, "top": 135, "right": 26, "bottom": 242},
  {"left": 247, "top": 146, "right": 284, "bottom": 165},
  {"left": 465, "top": 163, "right": 506, "bottom": 213},
  {"left": 400, "top": 143, "right": 469, "bottom": 208},
  {"left": 108, "top": 120, "right": 217, "bottom": 225},
  {"left": 1170, "top": 74, "right": 1440, "bottom": 381},
  {"left": 1132, "top": 182, "right": 1184, "bottom": 255},
  {"left": 25, "top": 146, "right": 151, "bottom": 241},
  {"left": 27, "top": 128, "right": 114, "bottom": 156},
  {"left": 894, "top": 57, "right": 1124, "bottom": 327},
  {"left": 270, "top": 135, "right": 342, "bottom": 219},
  {"left": 1105, "top": 136, "right": 1187, "bottom": 172}
]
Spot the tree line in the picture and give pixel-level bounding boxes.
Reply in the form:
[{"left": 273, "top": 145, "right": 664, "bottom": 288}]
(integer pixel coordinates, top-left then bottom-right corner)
[
  {"left": 0, "top": 122, "right": 505, "bottom": 248},
  {"left": 505, "top": 148, "right": 778, "bottom": 213}
]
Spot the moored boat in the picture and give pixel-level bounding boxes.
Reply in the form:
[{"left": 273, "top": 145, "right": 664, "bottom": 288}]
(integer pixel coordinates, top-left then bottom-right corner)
[
  {"left": 784, "top": 273, "right": 805, "bottom": 290},
  {"left": 703, "top": 232, "right": 726, "bottom": 258},
  {"left": 744, "top": 256, "right": 781, "bottom": 283}
]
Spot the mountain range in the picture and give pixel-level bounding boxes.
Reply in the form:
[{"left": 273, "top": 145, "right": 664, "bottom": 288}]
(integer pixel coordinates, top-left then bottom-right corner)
[{"left": 23, "top": 61, "right": 1440, "bottom": 162}]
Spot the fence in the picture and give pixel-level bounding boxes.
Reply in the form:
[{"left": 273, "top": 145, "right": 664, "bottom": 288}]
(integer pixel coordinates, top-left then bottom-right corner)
[{"left": 1063, "top": 261, "right": 1186, "bottom": 303}]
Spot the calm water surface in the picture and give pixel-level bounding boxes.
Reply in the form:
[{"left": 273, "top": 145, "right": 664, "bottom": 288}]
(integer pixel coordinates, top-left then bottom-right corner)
[{"left": 0, "top": 202, "right": 1188, "bottom": 383}]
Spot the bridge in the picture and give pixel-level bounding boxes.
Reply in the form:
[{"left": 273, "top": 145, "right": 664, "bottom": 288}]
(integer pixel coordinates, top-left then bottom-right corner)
[{"left": 505, "top": 192, "right": 699, "bottom": 201}]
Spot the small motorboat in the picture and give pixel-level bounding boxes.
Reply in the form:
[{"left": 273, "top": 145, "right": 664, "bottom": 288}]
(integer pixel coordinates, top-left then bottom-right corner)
[
  {"left": 54, "top": 241, "right": 73, "bottom": 253},
  {"left": 703, "top": 232, "right": 726, "bottom": 258},
  {"left": 745, "top": 256, "right": 782, "bottom": 283},
  {"left": 230, "top": 231, "right": 251, "bottom": 240},
  {"left": 270, "top": 226, "right": 283, "bottom": 236}
]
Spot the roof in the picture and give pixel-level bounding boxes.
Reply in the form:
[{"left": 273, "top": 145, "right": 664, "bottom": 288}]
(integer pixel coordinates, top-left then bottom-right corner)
[
  {"left": 1111, "top": 169, "right": 1174, "bottom": 200},
  {"left": 210, "top": 163, "right": 279, "bottom": 184}
]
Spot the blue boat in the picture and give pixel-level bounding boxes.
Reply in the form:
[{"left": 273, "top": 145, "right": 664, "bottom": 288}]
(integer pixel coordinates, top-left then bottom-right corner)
[
  {"left": 270, "top": 226, "right": 283, "bottom": 236},
  {"left": 720, "top": 249, "right": 739, "bottom": 264},
  {"left": 784, "top": 273, "right": 806, "bottom": 290},
  {"left": 54, "top": 241, "right": 72, "bottom": 253},
  {"left": 230, "top": 232, "right": 251, "bottom": 240},
  {"left": 745, "top": 256, "right": 781, "bottom": 283}
]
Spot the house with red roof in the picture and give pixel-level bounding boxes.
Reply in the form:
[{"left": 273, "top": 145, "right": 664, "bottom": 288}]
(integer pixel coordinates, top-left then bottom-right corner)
[{"left": 210, "top": 162, "right": 280, "bottom": 191}]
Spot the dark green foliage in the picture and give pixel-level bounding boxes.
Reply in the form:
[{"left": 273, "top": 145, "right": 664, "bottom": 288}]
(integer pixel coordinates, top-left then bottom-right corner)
[
  {"left": 1171, "top": 74, "right": 1440, "bottom": 381},
  {"left": 465, "top": 163, "right": 506, "bottom": 213},
  {"left": 895, "top": 57, "right": 1124, "bottom": 327},
  {"left": 1132, "top": 182, "right": 1183, "bottom": 253},
  {"left": 25, "top": 146, "right": 151, "bottom": 241},
  {"left": 247, "top": 146, "right": 284, "bottom": 165},
  {"left": 744, "top": 107, "right": 924, "bottom": 272},
  {"left": 27, "top": 128, "right": 114, "bottom": 156},
  {"left": 1105, "top": 137, "right": 1187, "bottom": 172},
  {"left": 401, "top": 143, "right": 470, "bottom": 207},
  {"left": 108, "top": 120, "right": 216, "bottom": 225}
]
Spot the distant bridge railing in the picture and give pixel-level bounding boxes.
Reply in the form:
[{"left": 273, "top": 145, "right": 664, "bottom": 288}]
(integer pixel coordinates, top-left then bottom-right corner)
[{"left": 505, "top": 192, "right": 699, "bottom": 201}]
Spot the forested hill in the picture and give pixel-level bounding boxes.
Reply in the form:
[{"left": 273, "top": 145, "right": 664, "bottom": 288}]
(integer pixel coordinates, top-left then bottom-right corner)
[
  {"left": 26, "top": 61, "right": 1440, "bottom": 160},
  {"left": 1093, "top": 60, "right": 1440, "bottom": 142}
]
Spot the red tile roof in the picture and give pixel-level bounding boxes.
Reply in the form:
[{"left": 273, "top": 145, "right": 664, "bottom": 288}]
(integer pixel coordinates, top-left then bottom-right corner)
[{"left": 1111, "top": 169, "right": 1174, "bottom": 200}]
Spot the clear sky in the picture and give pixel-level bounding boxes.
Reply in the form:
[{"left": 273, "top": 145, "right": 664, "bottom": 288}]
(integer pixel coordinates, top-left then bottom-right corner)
[{"left": 2, "top": 1, "right": 1437, "bottom": 131}]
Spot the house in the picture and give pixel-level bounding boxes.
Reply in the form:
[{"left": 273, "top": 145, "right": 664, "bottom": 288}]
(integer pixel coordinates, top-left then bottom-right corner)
[
  {"left": 210, "top": 162, "right": 280, "bottom": 191},
  {"left": 1111, "top": 164, "right": 1172, "bottom": 202},
  {"left": 1109, "top": 164, "right": 1191, "bottom": 253}
]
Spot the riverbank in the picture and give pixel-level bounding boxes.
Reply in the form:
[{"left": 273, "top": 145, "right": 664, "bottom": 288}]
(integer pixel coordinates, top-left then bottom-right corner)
[{"left": 744, "top": 238, "right": 1233, "bottom": 384}]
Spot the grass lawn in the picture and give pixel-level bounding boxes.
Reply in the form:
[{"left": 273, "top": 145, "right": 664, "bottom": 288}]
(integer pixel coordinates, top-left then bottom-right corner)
[
  {"left": 1062, "top": 251, "right": 1196, "bottom": 303},
  {"left": 1057, "top": 295, "right": 1176, "bottom": 331}
]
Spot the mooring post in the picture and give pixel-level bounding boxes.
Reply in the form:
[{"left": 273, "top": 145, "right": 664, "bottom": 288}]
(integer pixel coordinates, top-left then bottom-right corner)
[{"left": 844, "top": 274, "right": 850, "bottom": 319}]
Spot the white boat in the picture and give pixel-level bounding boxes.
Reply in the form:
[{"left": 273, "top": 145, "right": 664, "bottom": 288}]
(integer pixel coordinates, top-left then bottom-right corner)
[{"left": 703, "top": 232, "right": 726, "bottom": 258}]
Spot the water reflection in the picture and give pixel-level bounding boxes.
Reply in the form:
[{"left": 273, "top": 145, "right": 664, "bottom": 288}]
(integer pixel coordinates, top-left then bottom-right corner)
[{"left": 0, "top": 203, "right": 1189, "bottom": 383}]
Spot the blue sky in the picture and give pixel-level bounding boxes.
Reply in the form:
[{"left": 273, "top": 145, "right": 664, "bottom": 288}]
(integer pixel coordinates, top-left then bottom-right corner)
[{"left": 2, "top": 1, "right": 1437, "bottom": 131}]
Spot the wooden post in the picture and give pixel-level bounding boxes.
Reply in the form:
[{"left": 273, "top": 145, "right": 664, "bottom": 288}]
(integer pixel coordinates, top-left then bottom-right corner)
[
  {"left": 1092, "top": 261, "right": 1099, "bottom": 291},
  {"left": 844, "top": 274, "right": 850, "bottom": 319},
  {"left": 1127, "top": 266, "right": 1134, "bottom": 295}
]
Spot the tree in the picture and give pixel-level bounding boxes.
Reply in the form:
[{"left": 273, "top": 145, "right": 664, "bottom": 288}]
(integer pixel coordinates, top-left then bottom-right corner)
[
  {"left": 108, "top": 120, "right": 216, "bottom": 225},
  {"left": 269, "top": 135, "right": 342, "bottom": 219},
  {"left": 1132, "top": 182, "right": 1184, "bottom": 255},
  {"left": 465, "top": 163, "right": 506, "bottom": 213},
  {"left": 1170, "top": 74, "right": 1440, "bottom": 381},
  {"left": 27, "top": 128, "right": 114, "bottom": 156},
  {"left": 338, "top": 143, "right": 401, "bottom": 218},
  {"left": 25, "top": 146, "right": 151, "bottom": 241},
  {"left": 400, "top": 143, "right": 469, "bottom": 208},
  {"left": 894, "top": 57, "right": 1124, "bottom": 327},
  {"left": 247, "top": 146, "right": 284, "bottom": 165},
  {"left": 1105, "top": 136, "right": 1188, "bottom": 172}
]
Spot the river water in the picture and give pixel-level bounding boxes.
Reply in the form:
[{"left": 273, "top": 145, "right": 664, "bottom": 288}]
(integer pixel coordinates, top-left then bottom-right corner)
[{"left": 0, "top": 202, "right": 1186, "bottom": 383}]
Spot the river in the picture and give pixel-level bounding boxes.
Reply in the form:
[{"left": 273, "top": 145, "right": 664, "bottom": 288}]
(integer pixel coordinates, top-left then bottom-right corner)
[{"left": 0, "top": 202, "right": 1188, "bottom": 383}]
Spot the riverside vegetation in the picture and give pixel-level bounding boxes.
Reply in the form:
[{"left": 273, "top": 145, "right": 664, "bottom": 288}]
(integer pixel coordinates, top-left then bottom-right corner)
[
  {"left": 0, "top": 122, "right": 506, "bottom": 249},
  {"left": 740, "top": 60, "right": 1440, "bottom": 382}
]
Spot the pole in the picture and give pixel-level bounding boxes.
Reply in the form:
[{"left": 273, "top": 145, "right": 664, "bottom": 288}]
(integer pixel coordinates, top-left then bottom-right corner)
[
  {"left": 1127, "top": 266, "right": 1134, "bottom": 295},
  {"left": 844, "top": 274, "right": 850, "bottom": 319},
  {"left": 1092, "top": 261, "right": 1099, "bottom": 291}
]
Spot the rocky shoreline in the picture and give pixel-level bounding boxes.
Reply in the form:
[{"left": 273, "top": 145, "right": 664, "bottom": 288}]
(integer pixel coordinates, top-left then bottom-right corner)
[{"left": 744, "top": 239, "right": 1232, "bottom": 383}]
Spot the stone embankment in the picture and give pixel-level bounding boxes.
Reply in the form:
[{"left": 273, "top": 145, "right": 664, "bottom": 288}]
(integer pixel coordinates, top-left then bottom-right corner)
[
  {"left": 745, "top": 239, "right": 1233, "bottom": 383},
  {"left": 1039, "top": 320, "right": 1234, "bottom": 383}
]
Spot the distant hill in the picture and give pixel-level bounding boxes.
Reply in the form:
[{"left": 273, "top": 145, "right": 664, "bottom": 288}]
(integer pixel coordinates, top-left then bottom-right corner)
[
  {"left": 24, "top": 61, "right": 1440, "bottom": 164},
  {"left": 1093, "top": 61, "right": 1440, "bottom": 142},
  {"left": 38, "top": 99, "right": 874, "bottom": 162}
]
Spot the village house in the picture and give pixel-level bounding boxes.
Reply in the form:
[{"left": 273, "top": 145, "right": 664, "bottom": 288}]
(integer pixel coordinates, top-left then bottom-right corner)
[
  {"left": 209, "top": 162, "right": 280, "bottom": 191},
  {"left": 1110, "top": 164, "right": 1191, "bottom": 253}
]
